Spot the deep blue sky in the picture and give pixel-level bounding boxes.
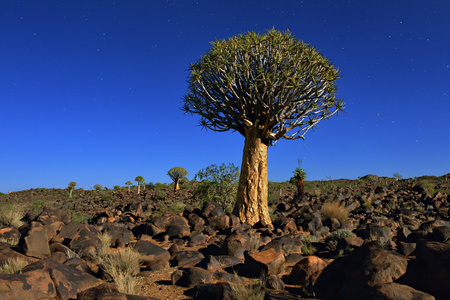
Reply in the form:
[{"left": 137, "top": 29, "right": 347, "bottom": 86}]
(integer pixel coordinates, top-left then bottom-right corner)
[{"left": 1, "top": 1, "right": 449, "bottom": 192}]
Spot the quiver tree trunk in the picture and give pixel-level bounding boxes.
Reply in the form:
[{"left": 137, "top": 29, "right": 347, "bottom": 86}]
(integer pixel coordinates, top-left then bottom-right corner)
[
  {"left": 233, "top": 129, "right": 272, "bottom": 226},
  {"left": 297, "top": 178, "right": 304, "bottom": 199},
  {"left": 174, "top": 179, "right": 180, "bottom": 191}
]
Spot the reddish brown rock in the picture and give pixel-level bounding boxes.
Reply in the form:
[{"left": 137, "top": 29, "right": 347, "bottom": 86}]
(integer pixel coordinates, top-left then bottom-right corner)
[
  {"left": 315, "top": 241, "right": 409, "bottom": 300},
  {"left": 367, "top": 282, "right": 435, "bottom": 300},
  {"left": 242, "top": 248, "right": 285, "bottom": 278},
  {"left": 289, "top": 256, "right": 328, "bottom": 285},
  {"left": 21, "top": 259, "right": 99, "bottom": 300},
  {"left": 0, "top": 269, "right": 57, "bottom": 300},
  {"left": 134, "top": 239, "right": 170, "bottom": 270},
  {"left": 18, "top": 222, "right": 51, "bottom": 259}
]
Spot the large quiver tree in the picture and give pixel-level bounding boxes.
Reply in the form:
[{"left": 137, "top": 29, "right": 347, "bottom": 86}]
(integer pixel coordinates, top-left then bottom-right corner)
[{"left": 182, "top": 29, "right": 344, "bottom": 225}]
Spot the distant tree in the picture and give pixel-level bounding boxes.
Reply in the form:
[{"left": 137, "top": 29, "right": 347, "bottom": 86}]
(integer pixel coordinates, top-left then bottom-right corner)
[
  {"left": 393, "top": 173, "right": 403, "bottom": 181},
  {"left": 293, "top": 167, "right": 307, "bottom": 199},
  {"left": 113, "top": 185, "right": 120, "bottom": 190},
  {"left": 68, "top": 182, "right": 77, "bottom": 198},
  {"left": 93, "top": 184, "right": 103, "bottom": 191},
  {"left": 125, "top": 181, "right": 133, "bottom": 192},
  {"left": 182, "top": 29, "right": 344, "bottom": 225},
  {"left": 167, "top": 167, "right": 189, "bottom": 191},
  {"left": 134, "top": 176, "right": 145, "bottom": 194}
]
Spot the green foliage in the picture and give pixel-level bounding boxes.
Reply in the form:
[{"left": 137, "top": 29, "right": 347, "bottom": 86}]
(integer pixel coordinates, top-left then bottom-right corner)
[
  {"left": 0, "top": 192, "right": 4, "bottom": 196},
  {"left": 134, "top": 176, "right": 144, "bottom": 184},
  {"left": 72, "top": 212, "right": 90, "bottom": 223},
  {"left": 154, "top": 182, "right": 167, "bottom": 190},
  {"left": 113, "top": 185, "right": 121, "bottom": 190},
  {"left": 35, "top": 188, "right": 46, "bottom": 192},
  {"left": 182, "top": 29, "right": 344, "bottom": 143},
  {"left": 167, "top": 167, "right": 188, "bottom": 182},
  {"left": 145, "top": 182, "right": 155, "bottom": 190},
  {"left": 68, "top": 182, "right": 77, "bottom": 189},
  {"left": 194, "top": 163, "right": 239, "bottom": 212},
  {"left": 101, "top": 194, "right": 113, "bottom": 202},
  {"left": 93, "top": 184, "right": 103, "bottom": 191},
  {"left": 154, "top": 190, "right": 167, "bottom": 200},
  {"left": 393, "top": 173, "right": 403, "bottom": 181},
  {"left": 31, "top": 200, "right": 46, "bottom": 214},
  {"left": 293, "top": 168, "right": 307, "bottom": 180},
  {"left": 325, "top": 229, "right": 356, "bottom": 253}
]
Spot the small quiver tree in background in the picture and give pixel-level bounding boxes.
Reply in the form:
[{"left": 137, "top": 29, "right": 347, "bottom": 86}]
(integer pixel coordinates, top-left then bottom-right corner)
[
  {"left": 93, "top": 184, "right": 103, "bottom": 191},
  {"left": 134, "top": 176, "right": 145, "bottom": 194},
  {"left": 182, "top": 29, "right": 344, "bottom": 225},
  {"left": 167, "top": 167, "right": 188, "bottom": 191},
  {"left": 293, "top": 167, "right": 307, "bottom": 201},
  {"left": 125, "top": 181, "right": 133, "bottom": 192},
  {"left": 68, "top": 182, "right": 77, "bottom": 198}
]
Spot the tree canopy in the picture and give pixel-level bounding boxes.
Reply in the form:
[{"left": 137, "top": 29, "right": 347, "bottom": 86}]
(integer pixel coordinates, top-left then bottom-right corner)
[{"left": 182, "top": 29, "right": 344, "bottom": 145}]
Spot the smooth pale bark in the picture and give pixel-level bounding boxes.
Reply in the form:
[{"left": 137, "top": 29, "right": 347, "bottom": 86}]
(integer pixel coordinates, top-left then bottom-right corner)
[
  {"left": 137, "top": 183, "right": 140, "bottom": 194},
  {"left": 174, "top": 179, "right": 180, "bottom": 191},
  {"left": 233, "top": 128, "right": 272, "bottom": 226}
]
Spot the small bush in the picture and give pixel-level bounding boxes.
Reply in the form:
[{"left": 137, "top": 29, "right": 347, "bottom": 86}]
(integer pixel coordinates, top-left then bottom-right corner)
[
  {"left": 0, "top": 258, "right": 30, "bottom": 274},
  {"left": 72, "top": 212, "right": 90, "bottom": 223},
  {"left": 154, "top": 190, "right": 167, "bottom": 200},
  {"left": 325, "top": 229, "right": 356, "bottom": 252},
  {"left": 31, "top": 200, "right": 46, "bottom": 214},
  {"left": 97, "top": 232, "right": 113, "bottom": 258},
  {"left": 229, "top": 277, "right": 265, "bottom": 300},
  {"left": 321, "top": 201, "right": 349, "bottom": 223},
  {"left": 98, "top": 247, "right": 142, "bottom": 294},
  {"left": 0, "top": 205, "right": 24, "bottom": 228},
  {"left": 101, "top": 194, "right": 113, "bottom": 202}
]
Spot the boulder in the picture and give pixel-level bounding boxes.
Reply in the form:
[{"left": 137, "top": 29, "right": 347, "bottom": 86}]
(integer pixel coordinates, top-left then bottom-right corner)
[
  {"left": 134, "top": 238, "right": 170, "bottom": 270},
  {"left": 242, "top": 248, "right": 285, "bottom": 278},
  {"left": 171, "top": 251, "right": 205, "bottom": 268},
  {"left": 221, "top": 230, "right": 251, "bottom": 258},
  {"left": 21, "top": 259, "right": 99, "bottom": 300},
  {"left": 367, "top": 282, "right": 435, "bottom": 300},
  {"left": 0, "top": 269, "right": 57, "bottom": 300},
  {"left": 289, "top": 256, "right": 328, "bottom": 285},
  {"left": 315, "top": 241, "right": 409, "bottom": 300},
  {"left": 201, "top": 202, "right": 226, "bottom": 218},
  {"left": 17, "top": 222, "right": 51, "bottom": 259}
]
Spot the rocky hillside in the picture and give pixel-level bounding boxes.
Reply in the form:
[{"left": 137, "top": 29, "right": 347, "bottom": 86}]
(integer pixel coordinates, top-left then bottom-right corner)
[{"left": 0, "top": 174, "right": 449, "bottom": 299}]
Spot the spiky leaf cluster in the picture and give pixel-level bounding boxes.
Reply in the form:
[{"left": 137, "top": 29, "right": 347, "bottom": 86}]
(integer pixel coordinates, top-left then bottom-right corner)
[{"left": 182, "top": 29, "right": 344, "bottom": 144}]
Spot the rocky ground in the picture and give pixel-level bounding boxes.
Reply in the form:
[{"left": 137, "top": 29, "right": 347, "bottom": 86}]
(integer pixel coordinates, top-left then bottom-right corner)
[{"left": 0, "top": 174, "right": 449, "bottom": 299}]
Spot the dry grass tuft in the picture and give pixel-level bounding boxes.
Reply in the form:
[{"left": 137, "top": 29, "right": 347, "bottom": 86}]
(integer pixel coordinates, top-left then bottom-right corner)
[
  {"left": 97, "top": 232, "right": 113, "bottom": 258},
  {"left": 98, "top": 247, "right": 142, "bottom": 294},
  {"left": 321, "top": 201, "right": 349, "bottom": 223},
  {"left": 229, "top": 276, "right": 266, "bottom": 300},
  {"left": 0, "top": 205, "right": 24, "bottom": 228},
  {"left": 0, "top": 258, "right": 30, "bottom": 274}
]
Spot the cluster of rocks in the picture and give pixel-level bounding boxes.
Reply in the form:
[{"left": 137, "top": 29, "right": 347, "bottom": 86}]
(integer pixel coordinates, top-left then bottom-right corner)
[{"left": 0, "top": 180, "right": 449, "bottom": 299}]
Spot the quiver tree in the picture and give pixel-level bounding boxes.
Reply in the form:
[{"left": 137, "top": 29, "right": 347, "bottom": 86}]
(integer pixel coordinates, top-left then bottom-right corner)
[
  {"left": 293, "top": 167, "right": 307, "bottom": 200},
  {"left": 68, "top": 181, "right": 77, "bottom": 198},
  {"left": 134, "top": 176, "right": 145, "bottom": 194},
  {"left": 167, "top": 167, "right": 188, "bottom": 191},
  {"left": 125, "top": 181, "right": 133, "bottom": 192},
  {"left": 182, "top": 29, "right": 344, "bottom": 225}
]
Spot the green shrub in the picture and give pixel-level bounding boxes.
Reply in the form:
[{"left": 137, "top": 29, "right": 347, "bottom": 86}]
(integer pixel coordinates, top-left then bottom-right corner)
[
  {"left": 31, "top": 200, "right": 46, "bottom": 214},
  {"left": 101, "top": 194, "right": 113, "bottom": 202},
  {"left": 194, "top": 163, "right": 239, "bottom": 212},
  {"left": 72, "top": 212, "right": 90, "bottom": 223},
  {"left": 154, "top": 190, "right": 167, "bottom": 200},
  {"left": 325, "top": 229, "right": 356, "bottom": 253}
]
